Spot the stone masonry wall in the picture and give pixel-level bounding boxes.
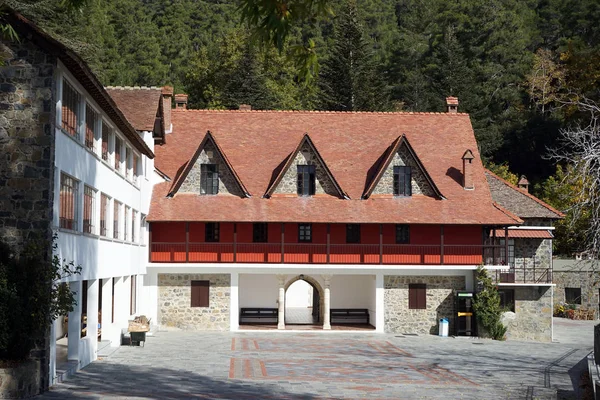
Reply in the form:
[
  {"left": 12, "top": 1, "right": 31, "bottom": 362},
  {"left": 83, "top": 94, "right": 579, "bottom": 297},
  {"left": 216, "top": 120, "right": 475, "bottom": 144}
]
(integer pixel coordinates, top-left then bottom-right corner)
[
  {"left": 0, "top": 33, "right": 56, "bottom": 250},
  {"left": 372, "top": 143, "right": 435, "bottom": 196},
  {"left": 554, "top": 270, "right": 599, "bottom": 311},
  {"left": 1, "top": 33, "right": 57, "bottom": 396},
  {"left": 178, "top": 139, "right": 244, "bottom": 196},
  {"left": 502, "top": 286, "right": 552, "bottom": 342},
  {"left": 158, "top": 273, "right": 231, "bottom": 330},
  {"left": 273, "top": 142, "right": 340, "bottom": 196},
  {"left": 384, "top": 275, "right": 465, "bottom": 335},
  {"left": 514, "top": 238, "right": 552, "bottom": 281}
]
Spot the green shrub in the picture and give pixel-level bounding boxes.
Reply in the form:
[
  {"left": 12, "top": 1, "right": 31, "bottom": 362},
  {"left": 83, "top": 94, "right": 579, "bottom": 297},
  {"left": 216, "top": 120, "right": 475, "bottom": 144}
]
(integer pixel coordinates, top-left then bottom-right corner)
[
  {"left": 472, "top": 266, "right": 507, "bottom": 340},
  {"left": 0, "top": 236, "right": 80, "bottom": 361}
]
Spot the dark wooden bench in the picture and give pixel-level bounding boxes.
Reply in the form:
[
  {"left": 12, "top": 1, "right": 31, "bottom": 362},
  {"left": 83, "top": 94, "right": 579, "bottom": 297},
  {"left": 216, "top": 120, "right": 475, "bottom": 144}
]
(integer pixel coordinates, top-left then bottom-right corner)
[
  {"left": 330, "top": 308, "right": 370, "bottom": 324},
  {"left": 240, "top": 308, "right": 278, "bottom": 324}
]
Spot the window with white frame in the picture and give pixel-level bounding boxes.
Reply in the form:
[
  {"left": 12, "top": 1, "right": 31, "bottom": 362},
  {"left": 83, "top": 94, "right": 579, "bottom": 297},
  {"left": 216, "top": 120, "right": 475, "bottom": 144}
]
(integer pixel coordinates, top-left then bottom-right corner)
[
  {"left": 133, "top": 154, "right": 139, "bottom": 184},
  {"left": 132, "top": 210, "right": 137, "bottom": 243},
  {"left": 126, "top": 147, "right": 132, "bottom": 181},
  {"left": 83, "top": 185, "right": 96, "bottom": 234},
  {"left": 113, "top": 200, "right": 121, "bottom": 239},
  {"left": 140, "top": 213, "right": 146, "bottom": 244},
  {"left": 85, "top": 104, "right": 98, "bottom": 152},
  {"left": 100, "top": 193, "right": 109, "bottom": 237},
  {"left": 114, "top": 136, "right": 123, "bottom": 172},
  {"left": 101, "top": 122, "right": 110, "bottom": 162},
  {"left": 125, "top": 206, "right": 131, "bottom": 241},
  {"left": 61, "top": 80, "right": 80, "bottom": 138},
  {"left": 59, "top": 173, "right": 79, "bottom": 230}
]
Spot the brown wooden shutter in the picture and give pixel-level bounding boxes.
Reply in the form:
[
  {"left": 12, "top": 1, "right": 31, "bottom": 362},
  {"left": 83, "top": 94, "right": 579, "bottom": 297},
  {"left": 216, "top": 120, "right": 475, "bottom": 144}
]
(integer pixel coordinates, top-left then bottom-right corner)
[
  {"left": 409, "top": 284, "right": 426, "bottom": 309},
  {"left": 191, "top": 280, "right": 210, "bottom": 307}
]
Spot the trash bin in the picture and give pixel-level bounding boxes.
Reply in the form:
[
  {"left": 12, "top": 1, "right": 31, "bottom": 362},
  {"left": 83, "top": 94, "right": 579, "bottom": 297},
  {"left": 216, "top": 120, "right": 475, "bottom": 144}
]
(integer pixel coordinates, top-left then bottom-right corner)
[{"left": 439, "top": 318, "right": 449, "bottom": 337}]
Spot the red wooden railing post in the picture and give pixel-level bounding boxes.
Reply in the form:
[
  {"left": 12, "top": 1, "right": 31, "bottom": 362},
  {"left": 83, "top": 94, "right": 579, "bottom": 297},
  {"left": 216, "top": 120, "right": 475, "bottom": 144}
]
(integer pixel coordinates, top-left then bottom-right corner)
[
  {"left": 233, "top": 223, "right": 237, "bottom": 263},
  {"left": 379, "top": 224, "right": 383, "bottom": 265},
  {"left": 148, "top": 223, "right": 152, "bottom": 262},
  {"left": 185, "top": 222, "right": 189, "bottom": 263},
  {"left": 440, "top": 225, "right": 444, "bottom": 265},
  {"left": 281, "top": 223, "right": 285, "bottom": 263},
  {"left": 326, "top": 224, "right": 330, "bottom": 264}
]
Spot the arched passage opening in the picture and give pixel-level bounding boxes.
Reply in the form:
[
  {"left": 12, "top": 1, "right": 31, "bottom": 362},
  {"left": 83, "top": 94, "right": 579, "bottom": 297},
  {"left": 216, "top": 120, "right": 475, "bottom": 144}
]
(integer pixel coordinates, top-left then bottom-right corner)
[{"left": 284, "top": 275, "right": 324, "bottom": 325}]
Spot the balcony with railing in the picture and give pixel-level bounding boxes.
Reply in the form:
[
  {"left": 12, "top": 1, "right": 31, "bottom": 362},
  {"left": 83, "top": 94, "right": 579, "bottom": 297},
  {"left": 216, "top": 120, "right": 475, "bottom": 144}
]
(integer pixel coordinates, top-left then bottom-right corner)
[{"left": 149, "top": 241, "right": 510, "bottom": 266}]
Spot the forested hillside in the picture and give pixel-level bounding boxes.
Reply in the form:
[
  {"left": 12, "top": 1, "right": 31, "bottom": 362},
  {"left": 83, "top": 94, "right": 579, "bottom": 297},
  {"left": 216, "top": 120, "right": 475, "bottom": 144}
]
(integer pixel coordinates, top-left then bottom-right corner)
[{"left": 15, "top": 0, "right": 600, "bottom": 255}]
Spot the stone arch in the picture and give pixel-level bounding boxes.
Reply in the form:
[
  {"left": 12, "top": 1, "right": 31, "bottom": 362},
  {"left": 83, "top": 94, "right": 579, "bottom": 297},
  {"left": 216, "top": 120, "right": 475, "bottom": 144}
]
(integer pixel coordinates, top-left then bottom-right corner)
[{"left": 284, "top": 275, "right": 324, "bottom": 325}]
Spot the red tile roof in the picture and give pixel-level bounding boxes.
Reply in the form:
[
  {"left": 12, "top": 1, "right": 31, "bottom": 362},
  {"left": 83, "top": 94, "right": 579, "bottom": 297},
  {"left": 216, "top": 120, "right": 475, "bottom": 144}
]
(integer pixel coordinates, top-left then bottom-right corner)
[
  {"left": 105, "top": 87, "right": 162, "bottom": 132},
  {"left": 492, "top": 229, "right": 554, "bottom": 239},
  {"left": 149, "top": 109, "right": 522, "bottom": 225}
]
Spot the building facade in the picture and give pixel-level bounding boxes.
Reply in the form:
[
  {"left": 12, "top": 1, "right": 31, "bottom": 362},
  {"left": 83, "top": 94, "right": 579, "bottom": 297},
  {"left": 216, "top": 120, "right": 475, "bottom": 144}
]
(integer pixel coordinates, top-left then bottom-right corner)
[
  {"left": 485, "top": 170, "right": 564, "bottom": 341},
  {"left": 140, "top": 98, "right": 548, "bottom": 339},
  {"left": 1, "top": 12, "right": 163, "bottom": 391}
]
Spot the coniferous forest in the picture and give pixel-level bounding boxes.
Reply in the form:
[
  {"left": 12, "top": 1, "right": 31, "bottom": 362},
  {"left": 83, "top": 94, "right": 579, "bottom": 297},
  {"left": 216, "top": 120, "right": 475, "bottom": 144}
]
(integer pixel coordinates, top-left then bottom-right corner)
[{"left": 17, "top": 0, "right": 600, "bottom": 256}]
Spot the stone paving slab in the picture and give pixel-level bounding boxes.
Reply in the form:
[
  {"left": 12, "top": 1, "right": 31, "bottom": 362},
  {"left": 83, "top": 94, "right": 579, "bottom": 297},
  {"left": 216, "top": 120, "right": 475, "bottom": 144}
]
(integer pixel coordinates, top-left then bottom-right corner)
[{"left": 39, "top": 324, "right": 591, "bottom": 399}]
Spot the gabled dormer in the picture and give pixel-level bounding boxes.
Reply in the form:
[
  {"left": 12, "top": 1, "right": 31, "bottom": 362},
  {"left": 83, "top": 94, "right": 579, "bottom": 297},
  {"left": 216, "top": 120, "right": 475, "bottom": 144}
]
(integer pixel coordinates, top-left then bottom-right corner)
[
  {"left": 265, "top": 134, "right": 347, "bottom": 198},
  {"left": 363, "top": 135, "right": 443, "bottom": 199},
  {"left": 169, "top": 131, "right": 249, "bottom": 197}
]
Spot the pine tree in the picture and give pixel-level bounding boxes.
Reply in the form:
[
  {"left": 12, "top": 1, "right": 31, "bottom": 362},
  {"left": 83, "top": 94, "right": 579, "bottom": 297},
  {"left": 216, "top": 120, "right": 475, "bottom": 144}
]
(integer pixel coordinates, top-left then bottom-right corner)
[{"left": 318, "top": 0, "right": 389, "bottom": 111}]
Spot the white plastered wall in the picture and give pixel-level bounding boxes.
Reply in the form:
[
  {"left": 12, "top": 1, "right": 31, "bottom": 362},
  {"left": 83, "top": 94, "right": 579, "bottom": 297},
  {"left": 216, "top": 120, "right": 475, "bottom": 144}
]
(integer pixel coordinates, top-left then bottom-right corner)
[{"left": 51, "top": 62, "right": 155, "bottom": 382}]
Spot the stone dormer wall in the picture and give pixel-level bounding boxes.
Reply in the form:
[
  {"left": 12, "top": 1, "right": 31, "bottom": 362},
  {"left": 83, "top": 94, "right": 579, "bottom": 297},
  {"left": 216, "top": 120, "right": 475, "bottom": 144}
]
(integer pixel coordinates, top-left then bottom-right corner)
[
  {"left": 273, "top": 142, "right": 340, "bottom": 197},
  {"left": 372, "top": 143, "right": 435, "bottom": 196}
]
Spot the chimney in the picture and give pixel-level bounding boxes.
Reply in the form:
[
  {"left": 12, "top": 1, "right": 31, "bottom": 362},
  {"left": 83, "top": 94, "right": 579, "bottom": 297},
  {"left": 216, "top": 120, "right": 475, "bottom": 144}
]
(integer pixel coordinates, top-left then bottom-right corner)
[
  {"left": 461, "top": 149, "right": 475, "bottom": 190},
  {"left": 239, "top": 104, "right": 252, "bottom": 111},
  {"left": 518, "top": 176, "right": 530, "bottom": 192},
  {"left": 174, "top": 93, "right": 188, "bottom": 110},
  {"left": 446, "top": 96, "right": 459, "bottom": 113},
  {"left": 161, "top": 86, "right": 173, "bottom": 134}
]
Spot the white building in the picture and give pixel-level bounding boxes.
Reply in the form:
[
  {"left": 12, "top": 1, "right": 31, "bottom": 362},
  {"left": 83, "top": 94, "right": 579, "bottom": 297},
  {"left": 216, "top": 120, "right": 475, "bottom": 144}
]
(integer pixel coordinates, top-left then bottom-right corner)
[{"left": 49, "top": 76, "right": 166, "bottom": 382}]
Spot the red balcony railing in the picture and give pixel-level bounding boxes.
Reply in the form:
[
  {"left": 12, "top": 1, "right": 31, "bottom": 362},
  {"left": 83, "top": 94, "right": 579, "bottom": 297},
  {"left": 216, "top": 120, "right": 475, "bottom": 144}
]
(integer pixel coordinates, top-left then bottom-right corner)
[{"left": 150, "top": 242, "right": 509, "bottom": 266}]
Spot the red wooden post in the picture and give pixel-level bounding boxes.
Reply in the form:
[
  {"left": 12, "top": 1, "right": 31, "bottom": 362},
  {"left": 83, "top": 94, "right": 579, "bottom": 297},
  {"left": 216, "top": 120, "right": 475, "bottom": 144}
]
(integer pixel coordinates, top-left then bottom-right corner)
[
  {"left": 185, "top": 222, "right": 189, "bottom": 263},
  {"left": 440, "top": 225, "right": 444, "bottom": 265},
  {"left": 379, "top": 224, "right": 383, "bottom": 265},
  {"left": 148, "top": 223, "right": 152, "bottom": 262},
  {"left": 504, "top": 226, "right": 509, "bottom": 266},
  {"left": 233, "top": 223, "right": 237, "bottom": 263},
  {"left": 327, "top": 224, "right": 331, "bottom": 264},
  {"left": 281, "top": 223, "right": 285, "bottom": 263}
]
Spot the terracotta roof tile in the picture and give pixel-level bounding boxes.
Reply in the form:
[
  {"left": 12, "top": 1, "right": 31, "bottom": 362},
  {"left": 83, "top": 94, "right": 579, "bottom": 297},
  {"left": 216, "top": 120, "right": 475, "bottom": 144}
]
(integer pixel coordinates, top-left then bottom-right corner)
[
  {"left": 492, "top": 229, "right": 554, "bottom": 239},
  {"left": 149, "top": 110, "right": 521, "bottom": 225},
  {"left": 105, "top": 87, "right": 162, "bottom": 132}
]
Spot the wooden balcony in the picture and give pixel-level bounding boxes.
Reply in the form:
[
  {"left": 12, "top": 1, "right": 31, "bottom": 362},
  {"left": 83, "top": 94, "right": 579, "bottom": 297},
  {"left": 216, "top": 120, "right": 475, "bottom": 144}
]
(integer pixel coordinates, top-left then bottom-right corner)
[{"left": 149, "top": 242, "right": 508, "bottom": 265}]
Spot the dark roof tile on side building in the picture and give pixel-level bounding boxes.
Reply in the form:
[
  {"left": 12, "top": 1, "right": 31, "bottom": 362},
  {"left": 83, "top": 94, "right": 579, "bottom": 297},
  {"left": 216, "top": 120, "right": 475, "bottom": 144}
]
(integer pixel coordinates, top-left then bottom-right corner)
[{"left": 485, "top": 169, "right": 564, "bottom": 220}]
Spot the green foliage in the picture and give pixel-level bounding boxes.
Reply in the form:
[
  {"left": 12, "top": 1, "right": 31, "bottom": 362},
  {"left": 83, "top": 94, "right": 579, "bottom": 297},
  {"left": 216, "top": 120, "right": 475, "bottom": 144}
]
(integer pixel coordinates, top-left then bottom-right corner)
[
  {"left": 318, "top": 0, "right": 390, "bottom": 111},
  {"left": 539, "top": 164, "right": 592, "bottom": 257},
  {"left": 0, "top": 237, "right": 80, "bottom": 361},
  {"left": 472, "top": 266, "right": 507, "bottom": 341},
  {"left": 6, "top": 0, "right": 600, "bottom": 188},
  {"left": 485, "top": 162, "right": 519, "bottom": 185}
]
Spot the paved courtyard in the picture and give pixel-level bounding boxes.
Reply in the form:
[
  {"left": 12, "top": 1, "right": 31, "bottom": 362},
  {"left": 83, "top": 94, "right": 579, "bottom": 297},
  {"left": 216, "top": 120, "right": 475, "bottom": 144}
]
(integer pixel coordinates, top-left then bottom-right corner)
[{"left": 40, "top": 318, "right": 593, "bottom": 399}]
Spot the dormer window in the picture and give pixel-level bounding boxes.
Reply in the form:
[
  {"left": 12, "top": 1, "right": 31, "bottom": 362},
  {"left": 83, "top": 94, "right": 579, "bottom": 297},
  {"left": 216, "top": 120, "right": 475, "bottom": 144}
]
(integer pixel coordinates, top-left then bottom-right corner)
[
  {"left": 297, "top": 165, "right": 316, "bottom": 196},
  {"left": 201, "top": 164, "right": 219, "bottom": 195},
  {"left": 393, "top": 166, "right": 412, "bottom": 196}
]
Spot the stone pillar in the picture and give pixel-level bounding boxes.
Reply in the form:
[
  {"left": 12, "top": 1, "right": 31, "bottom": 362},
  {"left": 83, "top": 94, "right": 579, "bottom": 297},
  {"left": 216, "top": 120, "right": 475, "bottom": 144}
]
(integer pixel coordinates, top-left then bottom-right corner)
[
  {"left": 276, "top": 274, "right": 286, "bottom": 330},
  {"left": 101, "top": 278, "right": 113, "bottom": 342},
  {"left": 230, "top": 272, "right": 239, "bottom": 331},
  {"left": 322, "top": 275, "right": 332, "bottom": 330},
  {"left": 67, "top": 281, "right": 82, "bottom": 361},
  {"left": 85, "top": 279, "right": 99, "bottom": 363},
  {"left": 375, "top": 273, "right": 384, "bottom": 332}
]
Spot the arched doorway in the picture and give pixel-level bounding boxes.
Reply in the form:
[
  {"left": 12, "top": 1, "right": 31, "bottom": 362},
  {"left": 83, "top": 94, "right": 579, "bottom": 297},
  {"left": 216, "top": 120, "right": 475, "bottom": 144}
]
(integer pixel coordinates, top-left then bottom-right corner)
[{"left": 284, "top": 275, "right": 324, "bottom": 325}]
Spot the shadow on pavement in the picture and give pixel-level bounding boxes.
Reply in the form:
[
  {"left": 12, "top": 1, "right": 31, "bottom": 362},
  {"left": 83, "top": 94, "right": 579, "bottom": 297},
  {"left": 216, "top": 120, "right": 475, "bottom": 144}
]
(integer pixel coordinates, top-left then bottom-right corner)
[{"left": 39, "top": 362, "right": 320, "bottom": 400}]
